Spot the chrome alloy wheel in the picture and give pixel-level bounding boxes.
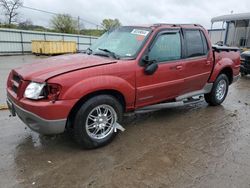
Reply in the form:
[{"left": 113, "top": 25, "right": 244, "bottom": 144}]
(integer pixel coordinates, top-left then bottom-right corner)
[
  {"left": 85, "top": 104, "right": 117, "bottom": 140},
  {"left": 215, "top": 79, "right": 227, "bottom": 101}
]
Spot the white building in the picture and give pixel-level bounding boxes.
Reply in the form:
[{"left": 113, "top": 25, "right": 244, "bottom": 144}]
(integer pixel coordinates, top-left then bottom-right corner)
[{"left": 210, "top": 12, "right": 250, "bottom": 48}]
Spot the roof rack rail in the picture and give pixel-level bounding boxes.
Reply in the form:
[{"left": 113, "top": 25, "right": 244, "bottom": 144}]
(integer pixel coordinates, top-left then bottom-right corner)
[{"left": 152, "top": 23, "right": 204, "bottom": 28}]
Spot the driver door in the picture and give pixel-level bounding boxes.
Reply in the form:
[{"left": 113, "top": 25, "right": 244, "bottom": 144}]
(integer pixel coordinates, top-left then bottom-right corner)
[{"left": 136, "top": 30, "right": 185, "bottom": 108}]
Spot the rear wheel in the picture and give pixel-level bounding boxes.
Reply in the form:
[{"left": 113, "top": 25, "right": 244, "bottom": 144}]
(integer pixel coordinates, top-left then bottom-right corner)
[
  {"left": 205, "top": 74, "right": 229, "bottom": 106},
  {"left": 73, "top": 95, "right": 123, "bottom": 149}
]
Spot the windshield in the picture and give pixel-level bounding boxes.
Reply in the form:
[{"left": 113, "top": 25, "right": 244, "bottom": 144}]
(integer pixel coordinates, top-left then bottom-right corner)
[{"left": 90, "top": 26, "right": 151, "bottom": 59}]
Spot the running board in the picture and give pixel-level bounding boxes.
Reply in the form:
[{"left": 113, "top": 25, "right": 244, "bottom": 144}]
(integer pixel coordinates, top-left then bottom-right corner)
[{"left": 133, "top": 96, "right": 203, "bottom": 114}]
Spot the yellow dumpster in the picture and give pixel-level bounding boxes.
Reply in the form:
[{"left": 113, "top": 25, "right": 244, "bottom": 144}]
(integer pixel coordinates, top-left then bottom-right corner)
[
  {"left": 32, "top": 40, "right": 77, "bottom": 55},
  {"left": 242, "top": 48, "right": 250, "bottom": 52}
]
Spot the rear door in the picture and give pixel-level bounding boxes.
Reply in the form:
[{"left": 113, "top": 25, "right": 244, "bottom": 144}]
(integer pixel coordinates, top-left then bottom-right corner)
[
  {"left": 136, "top": 30, "right": 185, "bottom": 107},
  {"left": 181, "top": 29, "right": 213, "bottom": 94}
]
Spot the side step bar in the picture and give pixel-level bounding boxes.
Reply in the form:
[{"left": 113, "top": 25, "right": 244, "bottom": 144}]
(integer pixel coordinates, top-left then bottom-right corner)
[{"left": 134, "top": 96, "right": 203, "bottom": 114}]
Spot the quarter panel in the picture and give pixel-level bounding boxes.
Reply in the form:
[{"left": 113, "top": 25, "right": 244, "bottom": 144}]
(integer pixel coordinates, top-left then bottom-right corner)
[{"left": 209, "top": 50, "right": 240, "bottom": 82}]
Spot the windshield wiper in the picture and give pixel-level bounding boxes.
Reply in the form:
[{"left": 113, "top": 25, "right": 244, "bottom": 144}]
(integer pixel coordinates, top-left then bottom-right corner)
[{"left": 98, "top": 48, "right": 120, "bottom": 59}]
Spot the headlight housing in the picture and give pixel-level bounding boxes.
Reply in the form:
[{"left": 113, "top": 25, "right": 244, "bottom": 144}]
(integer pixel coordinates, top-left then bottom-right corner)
[{"left": 24, "top": 82, "right": 45, "bottom": 100}]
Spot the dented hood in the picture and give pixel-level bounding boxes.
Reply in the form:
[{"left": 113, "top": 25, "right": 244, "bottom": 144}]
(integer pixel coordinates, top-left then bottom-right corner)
[{"left": 14, "top": 54, "right": 116, "bottom": 82}]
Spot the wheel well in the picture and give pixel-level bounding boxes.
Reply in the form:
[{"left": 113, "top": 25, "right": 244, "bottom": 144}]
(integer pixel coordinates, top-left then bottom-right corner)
[
  {"left": 220, "top": 67, "right": 233, "bottom": 84},
  {"left": 66, "top": 90, "right": 126, "bottom": 129}
]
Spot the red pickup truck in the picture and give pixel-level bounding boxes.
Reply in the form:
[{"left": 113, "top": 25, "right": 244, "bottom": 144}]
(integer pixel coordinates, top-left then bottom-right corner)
[{"left": 7, "top": 24, "right": 240, "bottom": 149}]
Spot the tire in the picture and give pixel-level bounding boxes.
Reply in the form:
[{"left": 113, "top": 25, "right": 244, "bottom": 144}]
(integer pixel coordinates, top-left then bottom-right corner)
[
  {"left": 73, "top": 95, "right": 123, "bottom": 149},
  {"left": 205, "top": 74, "right": 229, "bottom": 106}
]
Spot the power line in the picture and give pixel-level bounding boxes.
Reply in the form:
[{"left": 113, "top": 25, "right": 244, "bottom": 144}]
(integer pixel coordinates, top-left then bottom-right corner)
[{"left": 20, "top": 5, "right": 102, "bottom": 28}]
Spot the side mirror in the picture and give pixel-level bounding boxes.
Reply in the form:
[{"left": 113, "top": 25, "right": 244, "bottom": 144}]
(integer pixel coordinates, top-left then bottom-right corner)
[
  {"left": 141, "top": 55, "right": 151, "bottom": 66},
  {"left": 144, "top": 62, "right": 158, "bottom": 75},
  {"left": 141, "top": 55, "right": 158, "bottom": 75}
]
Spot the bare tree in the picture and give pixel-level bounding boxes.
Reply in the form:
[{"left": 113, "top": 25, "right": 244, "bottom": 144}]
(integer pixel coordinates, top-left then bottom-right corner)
[{"left": 0, "top": 0, "right": 23, "bottom": 24}]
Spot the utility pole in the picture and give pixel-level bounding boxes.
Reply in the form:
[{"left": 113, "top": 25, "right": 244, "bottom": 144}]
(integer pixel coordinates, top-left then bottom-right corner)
[{"left": 77, "top": 16, "right": 80, "bottom": 34}]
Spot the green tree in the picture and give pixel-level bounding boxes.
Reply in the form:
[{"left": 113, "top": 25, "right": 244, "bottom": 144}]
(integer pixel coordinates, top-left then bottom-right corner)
[
  {"left": 50, "top": 14, "right": 78, "bottom": 34},
  {"left": 80, "top": 29, "right": 105, "bottom": 37},
  {"left": 101, "top": 18, "right": 121, "bottom": 31},
  {"left": 0, "top": 0, "right": 23, "bottom": 25}
]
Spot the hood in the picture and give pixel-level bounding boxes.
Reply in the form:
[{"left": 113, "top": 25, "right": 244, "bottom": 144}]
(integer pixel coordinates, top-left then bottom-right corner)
[{"left": 14, "top": 54, "right": 117, "bottom": 82}]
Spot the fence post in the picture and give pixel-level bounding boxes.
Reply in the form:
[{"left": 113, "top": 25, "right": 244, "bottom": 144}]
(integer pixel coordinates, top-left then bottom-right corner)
[
  {"left": 20, "top": 31, "right": 24, "bottom": 54},
  {"left": 77, "top": 35, "right": 80, "bottom": 52}
]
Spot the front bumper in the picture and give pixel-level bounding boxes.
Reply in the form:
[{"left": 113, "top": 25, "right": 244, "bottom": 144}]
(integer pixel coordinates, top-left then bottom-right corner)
[{"left": 7, "top": 97, "right": 66, "bottom": 135}]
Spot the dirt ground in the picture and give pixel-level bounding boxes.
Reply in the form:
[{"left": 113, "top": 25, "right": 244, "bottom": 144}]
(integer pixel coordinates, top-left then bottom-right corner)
[{"left": 0, "top": 55, "right": 250, "bottom": 188}]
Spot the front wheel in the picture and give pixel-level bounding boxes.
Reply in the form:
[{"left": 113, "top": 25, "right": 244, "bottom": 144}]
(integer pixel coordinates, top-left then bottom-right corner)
[
  {"left": 205, "top": 74, "right": 229, "bottom": 106},
  {"left": 73, "top": 95, "right": 123, "bottom": 149}
]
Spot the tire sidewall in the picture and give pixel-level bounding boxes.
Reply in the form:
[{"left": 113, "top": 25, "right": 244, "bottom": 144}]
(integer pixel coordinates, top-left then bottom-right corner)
[
  {"left": 212, "top": 74, "right": 229, "bottom": 104},
  {"left": 74, "top": 95, "right": 123, "bottom": 149}
]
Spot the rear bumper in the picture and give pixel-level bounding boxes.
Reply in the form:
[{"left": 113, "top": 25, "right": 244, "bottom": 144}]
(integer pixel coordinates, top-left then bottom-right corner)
[{"left": 7, "top": 97, "right": 66, "bottom": 135}]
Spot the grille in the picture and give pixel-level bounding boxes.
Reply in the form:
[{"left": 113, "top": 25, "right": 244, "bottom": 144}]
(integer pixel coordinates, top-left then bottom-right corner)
[
  {"left": 11, "top": 73, "right": 22, "bottom": 94},
  {"left": 12, "top": 85, "right": 18, "bottom": 93},
  {"left": 13, "top": 74, "right": 21, "bottom": 83}
]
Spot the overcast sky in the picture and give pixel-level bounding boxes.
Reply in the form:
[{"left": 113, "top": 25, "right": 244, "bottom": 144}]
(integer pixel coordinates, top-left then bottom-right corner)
[{"left": 2, "top": 0, "right": 250, "bottom": 29}]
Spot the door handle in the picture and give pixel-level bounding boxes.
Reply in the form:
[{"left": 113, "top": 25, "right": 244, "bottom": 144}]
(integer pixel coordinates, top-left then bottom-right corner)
[
  {"left": 206, "top": 61, "right": 211, "bottom": 65},
  {"left": 176, "top": 65, "right": 183, "bottom": 70}
]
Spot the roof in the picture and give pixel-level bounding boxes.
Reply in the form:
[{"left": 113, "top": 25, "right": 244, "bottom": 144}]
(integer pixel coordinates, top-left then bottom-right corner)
[
  {"left": 152, "top": 23, "right": 203, "bottom": 27},
  {"left": 211, "top": 12, "right": 250, "bottom": 23},
  {"left": 125, "top": 23, "right": 204, "bottom": 30},
  {"left": 149, "top": 23, "right": 204, "bottom": 29}
]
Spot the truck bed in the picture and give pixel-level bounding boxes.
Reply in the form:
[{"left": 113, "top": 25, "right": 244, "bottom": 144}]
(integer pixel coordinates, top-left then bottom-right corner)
[{"left": 212, "top": 45, "right": 239, "bottom": 52}]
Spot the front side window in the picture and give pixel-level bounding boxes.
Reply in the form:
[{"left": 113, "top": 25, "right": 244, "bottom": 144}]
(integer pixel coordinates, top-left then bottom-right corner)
[
  {"left": 185, "top": 30, "right": 207, "bottom": 58},
  {"left": 90, "top": 26, "right": 151, "bottom": 59},
  {"left": 148, "top": 32, "right": 181, "bottom": 62}
]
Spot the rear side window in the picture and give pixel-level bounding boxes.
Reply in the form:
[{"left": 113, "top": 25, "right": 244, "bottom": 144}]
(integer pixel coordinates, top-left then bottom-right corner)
[
  {"left": 185, "top": 30, "right": 208, "bottom": 58},
  {"left": 148, "top": 32, "right": 181, "bottom": 62}
]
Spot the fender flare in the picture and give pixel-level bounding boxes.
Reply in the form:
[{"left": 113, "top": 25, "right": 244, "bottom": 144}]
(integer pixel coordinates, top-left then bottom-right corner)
[{"left": 209, "top": 57, "right": 234, "bottom": 83}]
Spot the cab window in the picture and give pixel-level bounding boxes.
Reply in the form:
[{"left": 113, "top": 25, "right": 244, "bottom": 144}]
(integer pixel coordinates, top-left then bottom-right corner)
[
  {"left": 184, "top": 30, "right": 208, "bottom": 58},
  {"left": 200, "top": 31, "right": 209, "bottom": 54},
  {"left": 148, "top": 32, "right": 181, "bottom": 62}
]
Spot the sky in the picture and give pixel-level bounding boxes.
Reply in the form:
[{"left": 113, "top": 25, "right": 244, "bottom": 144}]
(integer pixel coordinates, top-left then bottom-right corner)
[{"left": 1, "top": 0, "right": 250, "bottom": 29}]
